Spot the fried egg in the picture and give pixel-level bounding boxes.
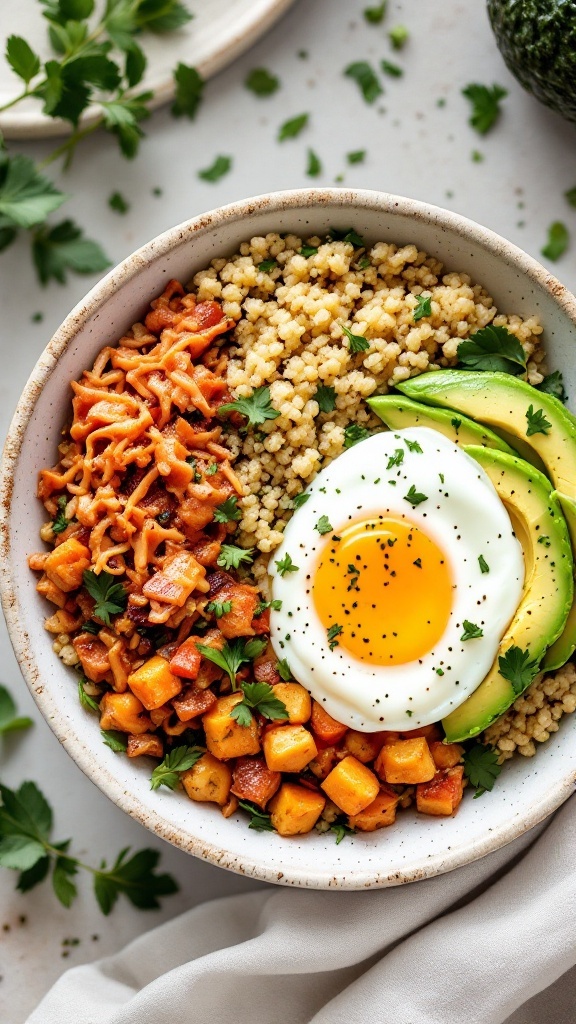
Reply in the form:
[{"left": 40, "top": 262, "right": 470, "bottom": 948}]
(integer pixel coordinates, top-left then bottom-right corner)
[{"left": 268, "top": 428, "right": 525, "bottom": 731}]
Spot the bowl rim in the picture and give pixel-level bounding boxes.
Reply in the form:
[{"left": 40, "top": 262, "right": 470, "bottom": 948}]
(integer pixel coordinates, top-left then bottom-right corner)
[{"left": 2, "top": 187, "right": 576, "bottom": 889}]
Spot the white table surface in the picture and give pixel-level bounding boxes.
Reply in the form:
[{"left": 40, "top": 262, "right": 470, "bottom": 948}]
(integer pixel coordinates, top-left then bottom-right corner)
[{"left": 1, "top": 1, "right": 575, "bottom": 1019}]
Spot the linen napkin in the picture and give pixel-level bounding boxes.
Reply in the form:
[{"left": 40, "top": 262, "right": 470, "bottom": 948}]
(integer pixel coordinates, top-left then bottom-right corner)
[{"left": 28, "top": 795, "right": 576, "bottom": 1024}]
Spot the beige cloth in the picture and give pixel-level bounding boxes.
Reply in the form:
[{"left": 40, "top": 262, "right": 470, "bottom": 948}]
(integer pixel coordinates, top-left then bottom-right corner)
[{"left": 28, "top": 796, "right": 576, "bottom": 1024}]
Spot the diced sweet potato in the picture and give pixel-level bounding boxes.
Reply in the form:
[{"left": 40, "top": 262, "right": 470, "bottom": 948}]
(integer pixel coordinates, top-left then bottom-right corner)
[
  {"left": 36, "top": 574, "right": 67, "bottom": 608},
  {"left": 272, "top": 683, "right": 311, "bottom": 724},
  {"left": 142, "top": 551, "right": 206, "bottom": 607},
  {"left": 268, "top": 782, "right": 326, "bottom": 836},
  {"left": 401, "top": 724, "right": 443, "bottom": 742},
  {"left": 99, "top": 691, "right": 151, "bottom": 734},
  {"left": 44, "top": 536, "right": 91, "bottom": 592},
  {"left": 231, "top": 756, "right": 281, "bottom": 809},
  {"left": 344, "top": 730, "right": 386, "bottom": 764},
  {"left": 308, "top": 746, "right": 338, "bottom": 780},
  {"left": 375, "top": 737, "right": 436, "bottom": 785},
  {"left": 216, "top": 584, "right": 259, "bottom": 638},
  {"left": 44, "top": 609, "right": 81, "bottom": 634},
  {"left": 203, "top": 694, "right": 261, "bottom": 759},
  {"left": 348, "top": 785, "right": 400, "bottom": 831},
  {"left": 262, "top": 724, "right": 317, "bottom": 773},
  {"left": 321, "top": 756, "right": 379, "bottom": 816},
  {"left": 416, "top": 766, "right": 465, "bottom": 816},
  {"left": 182, "top": 752, "right": 232, "bottom": 806},
  {"left": 429, "top": 740, "right": 464, "bottom": 770},
  {"left": 172, "top": 685, "right": 216, "bottom": 722},
  {"left": 380, "top": 731, "right": 401, "bottom": 745},
  {"left": 128, "top": 655, "right": 182, "bottom": 710},
  {"left": 127, "top": 733, "right": 164, "bottom": 758},
  {"left": 178, "top": 495, "right": 215, "bottom": 532},
  {"left": 169, "top": 638, "right": 202, "bottom": 679},
  {"left": 73, "top": 633, "right": 111, "bottom": 683},
  {"left": 310, "top": 701, "right": 347, "bottom": 744}
]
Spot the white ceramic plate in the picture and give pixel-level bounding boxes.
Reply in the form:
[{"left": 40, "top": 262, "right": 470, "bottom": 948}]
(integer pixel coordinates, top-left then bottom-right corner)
[
  {"left": 0, "top": 0, "right": 295, "bottom": 139},
  {"left": 2, "top": 189, "right": 576, "bottom": 889}
]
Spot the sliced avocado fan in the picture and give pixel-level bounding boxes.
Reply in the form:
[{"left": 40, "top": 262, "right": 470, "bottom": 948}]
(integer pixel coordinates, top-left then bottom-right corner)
[
  {"left": 367, "top": 394, "right": 518, "bottom": 454},
  {"left": 442, "top": 446, "right": 573, "bottom": 743}
]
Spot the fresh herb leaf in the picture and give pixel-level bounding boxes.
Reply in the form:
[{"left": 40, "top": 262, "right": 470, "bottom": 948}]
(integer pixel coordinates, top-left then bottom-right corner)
[
  {"left": 498, "top": 645, "right": 539, "bottom": 695},
  {"left": 217, "top": 544, "right": 255, "bottom": 571},
  {"left": 292, "top": 491, "right": 310, "bottom": 509},
  {"left": 171, "top": 62, "right": 204, "bottom": 118},
  {"left": 254, "top": 598, "right": 282, "bottom": 616},
  {"left": 196, "top": 637, "right": 266, "bottom": 688},
  {"left": 344, "top": 61, "right": 383, "bottom": 104},
  {"left": 0, "top": 781, "right": 53, "bottom": 873},
  {"left": 198, "top": 155, "right": 232, "bottom": 183},
  {"left": 245, "top": 67, "right": 279, "bottom": 96},
  {"left": 278, "top": 113, "right": 309, "bottom": 141},
  {"left": 404, "top": 438, "right": 423, "bottom": 453},
  {"left": 331, "top": 822, "right": 356, "bottom": 844},
  {"left": 404, "top": 485, "right": 428, "bottom": 507},
  {"left": 457, "top": 324, "right": 527, "bottom": 375},
  {"left": 81, "top": 620, "right": 100, "bottom": 635},
  {"left": 460, "top": 620, "right": 483, "bottom": 641},
  {"left": 363, "top": 1, "right": 386, "bottom": 24},
  {"left": 219, "top": 386, "right": 279, "bottom": 428},
  {"left": 347, "top": 150, "right": 366, "bottom": 164},
  {"left": 32, "top": 219, "right": 110, "bottom": 286},
  {"left": 213, "top": 496, "right": 241, "bottom": 523},
  {"left": 78, "top": 679, "right": 100, "bottom": 714},
  {"left": 327, "top": 623, "right": 343, "bottom": 650},
  {"left": 0, "top": 154, "right": 67, "bottom": 229},
  {"left": 300, "top": 245, "right": 318, "bottom": 257},
  {"left": 93, "top": 846, "right": 178, "bottom": 915},
  {"left": 478, "top": 554, "right": 490, "bottom": 574},
  {"left": 275, "top": 553, "right": 299, "bottom": 576},
  {"left": 150, "top": 745, "right": 204, "bottom": 791},
  {"left": 315, "top": 515, "right": 333, "bottom": 535},
  {"left": 343, "top": 423, "right": 370, "bottom": 448},
  {"left": 101, "top": 730, "right": 127, "bottom": 752},
  {"left": 51, "top": 494, "right": 69, "bottom": 534},
  {"left": 471, "top": 149, "right": 484, "bottom": 163},
  {"left": 342, "top": 324, "right": 370, "bottom": 353},
  {"left": 381, "top": 59, "right": 403, "bottom": 77},
  {"left": 231, "top": 682, "right": 288, "bottom": 727},
  {"left": 327, "top": 227, "right": 365, "bottom": 246},
  {"left": 100, "top": 93, "right": 152, "bottom": 159},
  {"left": 52, "top": 845, "right": 78, "bottom": 908},
  {"left": 258, "top": 259, "right": 277, "bottom": 272},
  {"left": 525, "top": 404, "right": 552, "bottom": 437},
  {"left": 537, "top": 370, "right": 566, "bottom": 402},
  {"left": 315, "top": 385, "right": 336, "bottom": 413},
  {"left": 276, "top": 658, "right": 292, "bottom": 681},
  {"left": 125, "top": 41, "right": 147, "bottom": 87},
  {"left": 108, "top": 191, "right": 129, "bottom": 214},
  {"left": 306, "top": 148, "right": 322, "bottom": 177},
  {"left": 387, "top": 448, "right": 405, "bottom": 470},
  {"left": 462, "top": 83, "right": 507, "bottom": 134},
  {"left": 0, "top": 684, "right": 33, "bottom": 735},
  {"left": 206, "top": 599, "right": 233, "bottom": 618},
  {"left": 237, "top": 799, "right": 275, "bottom": 832},
  {"left": 463, "top": 743, "right": 502, "bottom": 797},
  {"left": 6, "top": 36, "right": 41, "bottom": 83},
  {"left": 565, "top": 186, "right": 576, "bottom": 209},
  {"left": 413, "top": 294, "right": 432, "bottom": 321},
  {"left": 83, "top": 570, "right": 127, "bottom": 625},
  {"left": 388, "top": 24, "right": 409, "bottom": 48},
  {"left": 541, "top": 222, "right": 569, "bottom": 262}
]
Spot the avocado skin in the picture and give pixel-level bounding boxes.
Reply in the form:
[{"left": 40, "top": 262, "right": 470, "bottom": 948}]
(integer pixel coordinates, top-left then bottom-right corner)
[{"left": 488, "top": 0, "right": 576, "bottom": 123}]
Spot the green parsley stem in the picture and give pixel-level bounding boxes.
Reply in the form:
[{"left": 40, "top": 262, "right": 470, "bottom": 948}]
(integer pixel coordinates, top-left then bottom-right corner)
[
  {"left": 39, "top": 119, "right": 104, "bottom": 171},
  {"left": 0, "top": 87, "right": 31, "bottom": 115}
]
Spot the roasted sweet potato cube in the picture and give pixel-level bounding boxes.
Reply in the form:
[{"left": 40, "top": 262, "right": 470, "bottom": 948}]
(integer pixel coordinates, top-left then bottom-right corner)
[
  {"left": 321, "top": 756, "right": 379, "bottom": 816},
  {"left": 44, "top": 609, "right": 81, "bottom": 634},
  {"left": 127, "top": 733, "right": 164, "bottom": 758},
  {"left": 308, "top": 746, "right": 338, "bottom": 780},
  {"left": 348, "top": 785, "right": 400, "bottom": 831},
  {"left": 310, "top": 701, "right": 347, "bottom": 744},
  {"left": 273, "top": 683, "right": 311, "bottom": 724},
  {"left": 429, "top": 740, "right": 464, "bottom": 770},
  {"left": 216, "top": 584, "right": 259, "bottom": 638},
  {"left": 44, "top": 536, "right": 91, "bottom": 592},
  {"left": 203, "top": 694, "right": 261, "bottom": 759},
  {"left": 142, "top": 551, "right": 206, "bottom": 607},
  {"left": 375, "top": 737, "right": 436, "bottom": 785},
  {"left": 268, "top": 782, "right": 326, "bottom": 836},
  {"left": 36, "top": 574, "right": 67, "bottom": 608},
  {"left": 99, "top": 691, "right": 151, "bottom": 734},
  {"left": 182, "top": 753, "right": 232, "bottom": 806},
  {"left": 380, "top": 731, "right": 401, "bottom": 745},
  {"left": 169, "top": 638, "right": 202, "bottom": 679},
  {"left": 172, "top": 685, "right": 216, "bottom": 722},
  {"left": 231, "top": 756, "right": 281, "bottom": 809},
  {"left": 416, "top": 766, "right": 465, "bottom": 816},
  {"left": 73, "top": 632, "right": 111, "bottom": 683},
  {"left": 401, "top": 724, "right": 443, "bottom": 742},
  {"left": 344, "top": 730, "right": 386, "bottom": 764},
  {"left": 262, "top": 724, "right": 317, "bottom": 773},
  {"left": 128, "top": 655, "right": 182, "bottom": 710}
]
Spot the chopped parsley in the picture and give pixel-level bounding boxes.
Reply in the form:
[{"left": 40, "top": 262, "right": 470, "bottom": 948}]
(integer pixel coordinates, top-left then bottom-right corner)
[
  {"left": 342, "top": 324, "right": 370, "bottom": 353},
  {"left": 388, "top": 24, "right": 409, "bottom": 49},
  {"left": 150, "top": 745, "right": 204, "bottom": 791},
  {"left": 328, "top": 227, "right": 365, "bottom": 246},
  {"left": 292, "top": 491, "right": 310, "bottom": 509},
  {"left": 206, "top": 600, "right": 233, "bottom": 618},
  {"left": 52, "top": 495, "right": 69, "bottom": 534},
  {"left": 404, "top": 438, "right": 423, "bottom": 453},
  {"left": 404, "top": 485, "right": 428, "bottom": 507},
  {"left": 78, "top": 679, "right": 100, "bottom": 714},
  {"left": 101, "top": 730, "right": 127, "bottom": 752},
  {"left": 357, "top": 255, "right": 371, "bottom": 269},
  {"left": 498, "top": 645, "right": 539, "bottom": 695},
  {"left": 478, "top": 554, "right": 490, "bottom": 574},
  {"left": 541, "top": 221, "right": 569, "bottom": 262},
  {"left": 82, "top": 570, "right": 127, "bottom": 626},
  {"left": 278, "top": 113, "right": 309, "bottom": 141},
  {"left": 413, "top": 294, "right": 432, "bottom": 321},
  {"left": 315, "top": 515, "right": 333, "bottom": 535},
  {"left": 245, "top": 67, "right": 280, "bottom": 97},
  {"left": 275, "top": 553, "right": 299, "bottom": 576},
  {"left": 276, "top": 658, "right": 292, "bottom": 680},
  {"left": 196, "top": 637, "right": 267, "bottom": 688},
  {"left": 463, "top": 743, "right": 502, "bottom": 798},
  {"left": 198, "top": 155, "right": 232, "bottom": 183},
  {"left": 451, "top": 418, "right": 462, "bottom": 430},
  {"left": 327, "top": 623, "right": 343, "bottom": 650},
  {"left": 462, "top": 83, "right": 507, "bottom": 134},
  {"left": 258, "top": 259, "right": 277, "bottom": 273},
  {"left": 306, "top": 148, "right": 322, "bottom": 177},
  {"left": 457, "top": 324, "right": 527, "bottom": 375},
  {"left": 300, "top": 245, "right": 318, "bottom": 257},
  {"left": 347, "top": 150, "right": 366, "bottom": 164},
  {"left": 238, "top": 799, "right": 275, "bottom": 832},
  {"left": 230, "top": 682, "right": 288, "bottom": 728},
  {"left": 471, "top": 149, "right": 484, "bottom": 163},
  {"left": 315, "top": 384, "right": 337, "bottom": 413},
  {"left": 537, "top": 535, "right": 551, "bottom": 548},
  {"left": 331, "top": 822, "right": 356, "bottom": 844},
  {"left": 172, "top": 63, "right": 204, "bottom": 119},
  {"left": 525, "top": 405, "right": 552, "bottom": 437},
  {"left": 344, "top": 61, "right": 383, "bottom": 104},
  {"left": 386, "top": 448, "right": 405, "bottom": 470},
  {"left": 217, "top": 544, "right": 255, "bottom": 571},
  {"left": 363, "top": 1, "right": 386, "bottom": 24},
  {"left": 460, "top": 620, "right": 484, "bottom": 641},
  {"left": 213, "top": 497, "right": 241, "bottom": 523},
  {"left": 254, "top": 598, "right": 282, "bottom": 616},
  {"left": 343, "top": 423, "right": 371, "bottom": 448},
  {"left": 537, "top": 370, "right": 566, "bottom": 402},
  {"left": 381, "top": 59, "right": 403, "bottom": 78},
  {"left": 108, "top": 191, "right": 129, "bottom": 214},
  {"left": 219, "top": 386, "right": 279, "bottom": 428},
  {"left": 413, "top": 558, "right": 422, "bottom": 568}
]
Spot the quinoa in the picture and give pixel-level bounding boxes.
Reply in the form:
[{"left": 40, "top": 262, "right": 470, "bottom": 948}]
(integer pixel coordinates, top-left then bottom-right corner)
[{"left": 484, "top": 662, "right": 576, "bottom": 760}]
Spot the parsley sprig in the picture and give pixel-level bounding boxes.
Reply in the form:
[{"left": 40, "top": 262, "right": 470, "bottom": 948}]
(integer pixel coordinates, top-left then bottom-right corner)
[
  {"left": 315, "top": 515, "right": 333, "bottom": 535},
  {"left": 82, "top": 569, "right": 127, "bottom": 626},
  {"left": 150, "top": 745, "right": 204, "bottom": 791},
  {"left": 238, "top": 799, "right": 275, "bottom": 832},
  {"left": 344, "top": 61, "right": 383, "bottom": 104},
  {"left": 457, "top": 325, "right": 527, "bottom": 375},
  {"left": 195, "top": 637, "right": 267, "bottom": 689},
  {"left": 230, "top": 682, "right": 288, "bottom": 728},
  {"left": 498, "top": 646, "right": 539, "bottom": 695},
  {"left": 413, "top": 294, "right": 432, "bottom": 321},
  {"left": 213, "top": 496, "right": 241, "bottom": 523},
  {"left": 342, "top": 324, "right": 370, "bottom": 353},
  {"left": 275, "top": 553, "right": 299, "bottom": 576},
  {"left": 217, "top": 544, "right": 255, "bottom": 571},
  {"left": 315, "top": 385, "right": 337, "bottom": 413},
  {"left": 462, "top": 83, "right": 507, "bottom": 134},
  {"left": 460, "top": 620, "right": 483, "bottom": 641},
  {"left": 463, "top": 743, "right": 502, "bottom": 798},
  {"left": 404, "top": 485, "right": 428, "bottom": 507},
  {"left": 0, "top": 684, "right": 33, "bottom": 736},
  {"left": 525, "top": 405, "right": 552, "bottom": 437},
  {"left": 219, "top": 386, "right": 280, "bottom": 428}
]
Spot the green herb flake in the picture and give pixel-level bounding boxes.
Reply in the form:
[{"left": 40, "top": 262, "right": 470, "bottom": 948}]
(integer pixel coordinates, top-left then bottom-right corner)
[
  {"left": 331, "top": 822, "right": 356, "bottom": 844},
  {"left": 198, "top": 155, "right": 232, "bottom": 183},
  {"left": 363, "top": 2, "right": 386, "bottom": 24},
  {"left": 404, "top": 438, "right": 423, "bottom": 453},
  {"left": 541, "top": 221, "right": 569, "bottom": 262},
  {"left": 457, "top": 324, "right": 527, "bottom": 375},
  {"left": 328, "top": 227, "right": 365, "bottom": 246},
  {"left": 381, "top": 59, "right": 403, "bottom": 78},
  {"left": 292, "top": 491, "right": 310, "bottom": 509},
  {"left": 347, "top": 150, "right": 366, "bottom": 164},
  {"left": 150, "top": 746, "right": 204, "bottom": 791},
  {"left": 171, "top": 63, "right": 204, "bottom": 119},
  {"left": 78, "top": 680, "right": 100, "bottom": 714},
  {"left": 6, "top": 35, "right": 41, "bottom": 84},
  {"left": 52, "top": 494, "right": 69, "bottom": 534},
  {"left": 217, "top": 544, "right": 255, "bottom": 571},
  {"left": 537, "top": 535, "right": 551, "bottom": 548},
  {"left": 565, "top": 186, "right": 576, "bottom": 209},
  {"left": 344, "top": 61, "right": 383, "bottom": 104},
  {"left": 32, "top": 219, "right": 110, "bottom": 286},
  {"left": 498, "top": 645, "right": 539, "bottom": 696},
  {"left": 537, "top": 370, "right": 566, "bottom": 402},
  {"left": 404, "top": 485, "right": 428, "bottom": 507},
  {"left": 344, "top": 423, "right": 371, "bottom": 448},
  {"left": 245, "top": 67, "right": 280, "bottom": 97},
  {"left": 206, "top": 600, "right": 233, "bottom": 618},
  {"left": 463, "top": 743, "right": 502, "bottom": 798},
  {"left": 342, "top": 324, "right": 370, "bottom": 353},
  {"left": 258, "top": 259, "right": 277, "bottom": 273},
  {"left": 31, "top": 311, "right": 44, "bottom": 322},
  {"left": 101, "top": 730, "right": 127, "bottom": 752},
  {"left": 327, "top": 623, "right": 344, "bottom": 650},
  {"left": 238, "top": 799, "right": 275, "bottom": 832},
  {"left": 276, "top": 658, "right": 292, "bottom": 681},
  {"left": 460, "top": 620, "right": 484, "bottom": 641},
  {"left": 462, "top": 83, "right": 507, "bottom": 135},
  {"left": 83, "top": 570, "right": 127, "bottom": 626},
  {"left": 478, "top": 554, "right": 490, "bottom": 574},
  {"left": 0, "top": 684, "right": 33, "bottom": 735},
  {"left": 231, "top": 682, "right": 289, "bottom": 728},
  {"left": 278, "top": 113, "right": 309, "bottom": 141},
  {"left": 314, "top": 384, "right": 336, "bottom": 413},
  {"left": 413, "top": 294, "right": 432, "bottom": 321},
  {"left": 388, "top": 24, "right": 409, "bottom": 49},
  {"left": 213, "top": 496, "right": 241, "bottom": 523},
  {"left": 525, "top": 405, "right": 552, "bottom": 437},
  {"left": 196, "top": 637, "right": 266, "bottom": 689},
  {"left": 108, "top": 191, "right": 129, "bottom": 214},
  {"left": 300, "top": 245, "right": 318, "bottom": 257},
  {"left": 386, "top": 448, "right": 405, "bottom": 470},
  {"left": 306, "top": 148, "right": 322, "bottom": 177},
  {"left": 471, "top": 149, "right": 484, "bottom": 163},
  {"left": 315, "top": 515, "right": 333, "bottom": 535},
  {"left": 275, "top": 553, "right": 299, "bottom": 576},
  {"left": 219, "top": 386, "right": 279, "bottom": 428}
]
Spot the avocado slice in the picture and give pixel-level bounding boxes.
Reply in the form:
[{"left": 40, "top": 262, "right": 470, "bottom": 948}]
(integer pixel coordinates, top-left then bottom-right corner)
[
  {"left": 367, "top": 394, "right": 517, "bottom": 454},
  {"left": 543, "top": 490, "right": 576, "bottom": 670},
  {"left": 398, "top": 370, "right": 576, "bottom": 545},
  {"left": 442, "top": 446, "right": 573, "bottom": 742}
]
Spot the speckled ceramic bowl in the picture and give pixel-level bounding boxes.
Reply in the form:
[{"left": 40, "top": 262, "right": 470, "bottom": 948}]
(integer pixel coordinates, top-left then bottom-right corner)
[{"left": 2, "top": 189, "right": 576, "bottom": 889}]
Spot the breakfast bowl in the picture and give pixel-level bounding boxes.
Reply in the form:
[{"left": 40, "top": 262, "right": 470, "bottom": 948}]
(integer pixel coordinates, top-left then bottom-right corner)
[{"left": 2, "top": 188, "right": 576, "bottom": 889}]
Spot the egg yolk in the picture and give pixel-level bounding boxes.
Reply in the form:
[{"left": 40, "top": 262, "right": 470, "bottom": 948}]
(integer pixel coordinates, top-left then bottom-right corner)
[{"left": 312, "top": 516, "right": 453, "bottom": 666}]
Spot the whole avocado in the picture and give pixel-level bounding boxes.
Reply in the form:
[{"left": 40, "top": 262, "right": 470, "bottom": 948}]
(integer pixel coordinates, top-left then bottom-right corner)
[{"left": 487, "top": 0, "right": 576, "bottom": 123}]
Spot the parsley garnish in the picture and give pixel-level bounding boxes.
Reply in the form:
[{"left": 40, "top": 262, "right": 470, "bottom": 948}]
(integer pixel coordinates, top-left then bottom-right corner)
[
  {"left": 6, "top": 35, "right": 40, "bottom": 83},
  {"left": 315, "top": 385, "right": 337, "bottom": 413},
  {"left": 347, "top": 150, "right": 366, "bottom": 164},
  {"left": 565, "top": 186, "right": 576, "bottom": 208},
  {"left": 386, "top": 448, "right": 405, "bottom": 470},
  {"left": 258, "top": 259, "right": 277, "bottom": 273},
  {"left": 525, "top": 405, "right": 552, "bottom": 437},
  {"left": 404, "top": 438, "right": 423, "bottom": 453},
  {"left": 198, "top": 155, "right": 232, "bottom": 183},
  {"left": 342, "top": 324, "right": 370, "bottom": 353},
  {"left": 451, "top": 418, "right": 462, "bottom": 430},
  {"left": 389, "top": 24, "right": 409, "bottom": 48},
  {"left": 537, "top": 535, "right": 551, "bottom": 548},
  {"left": 82, "top": 570, "right": 127, "bottom": 626},
  {"left": 108, "top": 191, "right": 130, "bottom": 214},
  {"left": 217, "top": 544, "right": 255, "bottom": 571},
  {"left": 219, "top": 386, "right": 279, "bottom": 428},
  {"left": 541, "top": 222, "right": 569, "bottom": 262},
  {"left": 315, "top": 515, "right": 333, "bottom": 535},
  {"left": 230, "top": 682, "right": 289, "bottom": 728},
  {"left": 245, "top": 67, "right": 279, "bottom": 97},
  {"left": 0, "top": 683, "right": 33, "bottom": 735},
  {"left": 206, "top": 462, "right": 218, "bottom": 476},
  {"left": 292, "top": 491, "right": 310, "bottom": 509},
  {"left": 0, "top": 153, "right": 66, "bottom": 230},
  {"left": 331, "top": 822, "right": 356, "bottom": 844},
  {"left": 328, "top": 227, "right": 365, "bottom": 246},
  {"left": 300, "top": 245, "right": 318, "bottom": 257},
  {"left": 344, "top": 61, "right": 383, "bottom": 104},
  {"left": 277, "top": 658, "right": 292, "bottom": 680},
  {"left": 278, "top": 113, "right": 309, "bottom": 141},
  {"left": 78, "top": 679, "right": 100, "bottom": 714},
  {"left": 327, "top": 623, "right": 343, "bottom": 650},
  {"left": 306, "top": 148, "right": 322, "bottom": 177},
  {"left": 101, "top": 730, "right": 128, "bottom": 752},
  {"left": 254, "top": 598, "right": 282, "bottom": 616},
  {"left": 460, "top": 620, "right": 483, "bottom": 641},
  {"left": 457, "top": 324, "right": 527, "bottom": 375},
  {"left": 381, "top": 59, "right": 403, "bottom": 78},
  {"left": 52, "top": 494, "right": 69, "bottom": 534},
  {"left": 463, "top": 743, "right": 502, "bottom": 798},
  {"left": 344, "top": 423, "right": 371, "bottom": 448},
  {"left": 213, "top": 496, "right": 241, "bottom": 523},
  {"left": 275, "top": 553, "right": 299, "bottom": 576},
  {"left": 357, "top": 255, "right": 371, "bottom": 269},
  {"left": 413, "top": 294, "right": 432, "bottom": 321},
  {"left": 196, "top": 637, "right": 267, "bottom": 689},
  {"left": 478, "top": 554, "right": 490, "bottom": 574},
  {"left": 32, "top": 219, "right": 110, "bottom": 286},
  {"left": 462, "top": 83, "right": 507, "bottom": 134},
  {"left": 404, "top": 485, "right": 428, "bottom": 507},
  {"left": 150, "top": 746, "right": 204, "bottom": 791},
  {"left": 238, "top": 799, "right": 275, "bottom": 832},
  {"left": 363, "top": 2, "right": 386, "bottom": 24},
  {"left": 537, "top": 370, "right": 566, "bottom": 402},
  {"left": 172, "top": 63, "right": 204, "bottom": 119},
  {"left": 498, "top": 646, "right": 539, "bottom": 695},
  {"left": 206, "top": 600, "right": 233, "bottom": 618},
  {"left": 471, "top": 149, "right": 484, "bottom": 163}
]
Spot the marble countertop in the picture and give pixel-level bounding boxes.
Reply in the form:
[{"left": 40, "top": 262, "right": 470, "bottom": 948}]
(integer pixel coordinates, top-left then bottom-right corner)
[{"left": 1, "top": 1, "right": 575, "bottom": 1019}]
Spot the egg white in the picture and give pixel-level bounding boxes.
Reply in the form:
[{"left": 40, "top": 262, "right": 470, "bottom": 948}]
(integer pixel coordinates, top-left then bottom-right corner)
[{"left": 268, "top": 427, "right": 525, "bottom": 732}]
